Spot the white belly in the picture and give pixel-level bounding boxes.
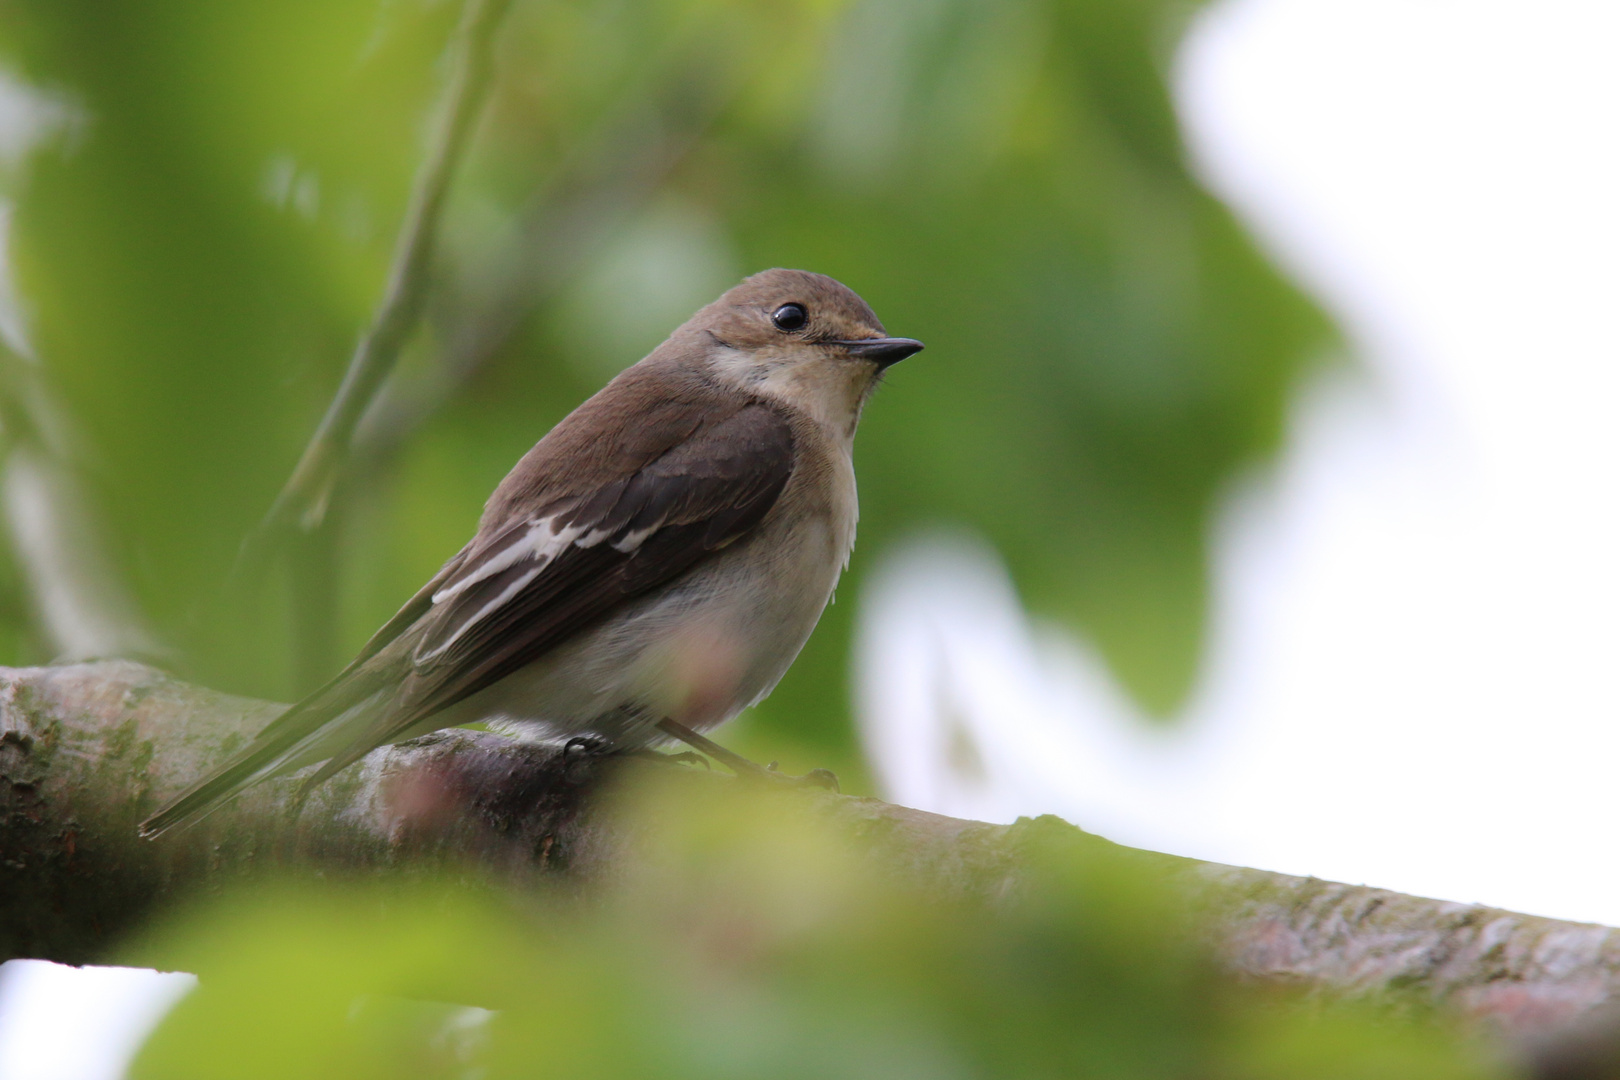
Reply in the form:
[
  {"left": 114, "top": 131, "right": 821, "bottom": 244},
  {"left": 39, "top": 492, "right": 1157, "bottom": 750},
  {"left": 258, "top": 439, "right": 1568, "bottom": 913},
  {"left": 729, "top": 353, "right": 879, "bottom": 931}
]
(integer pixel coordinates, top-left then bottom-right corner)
[{"left": 436, "top": 493, "right": 852, "bottom": 748}]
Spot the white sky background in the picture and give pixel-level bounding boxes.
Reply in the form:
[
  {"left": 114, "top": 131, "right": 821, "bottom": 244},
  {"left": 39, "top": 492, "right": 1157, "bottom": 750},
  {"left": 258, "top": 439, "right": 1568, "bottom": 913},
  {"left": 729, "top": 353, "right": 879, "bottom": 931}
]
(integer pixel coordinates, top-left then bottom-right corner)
[
  {"left": 860, "top": 0, "right": 1620, "bottom": 927},
  {"left": 4, "top": 0, "right": 1620, "bottom": 1075},
  {"left": 0, "top": 963, "right": 194, "bottom": 1080}
]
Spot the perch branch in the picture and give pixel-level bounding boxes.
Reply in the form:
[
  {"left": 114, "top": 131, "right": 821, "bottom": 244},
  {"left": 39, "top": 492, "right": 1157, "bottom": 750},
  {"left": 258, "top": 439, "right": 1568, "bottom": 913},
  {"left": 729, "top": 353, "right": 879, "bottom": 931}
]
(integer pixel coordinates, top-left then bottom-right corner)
[{"left": 3, "top": 658, "right": 1620, "bottom": 1064}]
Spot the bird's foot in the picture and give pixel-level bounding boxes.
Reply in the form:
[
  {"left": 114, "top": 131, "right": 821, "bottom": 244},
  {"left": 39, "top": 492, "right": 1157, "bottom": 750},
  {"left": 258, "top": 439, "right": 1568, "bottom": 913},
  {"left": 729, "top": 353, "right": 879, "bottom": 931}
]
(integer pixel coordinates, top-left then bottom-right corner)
[
  {"left": 564, "top": 735, "right": 710, "bottom": 772},
  {"left": 761, "top": 760, "right": 841, "bottom": 791},
  {"left": 559, "top": 734, "right": 613, "bottom": 780},
  {"left": 627, "top": 747, "right": 711, "bottom": 770},
  {"left": 562, "top": 735, "right": 610, "bottom": 761},
  {"left": 654, "top": 718, "right": 840, "bottom": 792}
]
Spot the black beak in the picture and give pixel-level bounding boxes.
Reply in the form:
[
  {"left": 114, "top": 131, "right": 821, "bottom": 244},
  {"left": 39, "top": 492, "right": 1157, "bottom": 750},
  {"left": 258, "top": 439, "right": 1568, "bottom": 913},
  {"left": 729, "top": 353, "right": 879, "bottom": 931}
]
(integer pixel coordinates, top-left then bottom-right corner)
[{"left": 836, "top": 336, "right": 925, "bottom": 368}]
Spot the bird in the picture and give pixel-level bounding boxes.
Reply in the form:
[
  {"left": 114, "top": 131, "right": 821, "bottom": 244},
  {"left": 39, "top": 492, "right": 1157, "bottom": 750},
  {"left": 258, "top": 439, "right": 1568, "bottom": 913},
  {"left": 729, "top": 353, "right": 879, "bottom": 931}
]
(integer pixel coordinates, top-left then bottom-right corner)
[{"left": 139, "top": 268, "right": 923, "bottom": 838}]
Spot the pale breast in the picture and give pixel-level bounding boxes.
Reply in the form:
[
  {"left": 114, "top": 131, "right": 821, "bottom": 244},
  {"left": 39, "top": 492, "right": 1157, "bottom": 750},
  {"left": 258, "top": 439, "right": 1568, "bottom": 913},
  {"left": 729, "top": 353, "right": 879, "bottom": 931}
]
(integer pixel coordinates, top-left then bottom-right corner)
[{"left": 441, "top": 423, "right": 859, "bottom": 746}]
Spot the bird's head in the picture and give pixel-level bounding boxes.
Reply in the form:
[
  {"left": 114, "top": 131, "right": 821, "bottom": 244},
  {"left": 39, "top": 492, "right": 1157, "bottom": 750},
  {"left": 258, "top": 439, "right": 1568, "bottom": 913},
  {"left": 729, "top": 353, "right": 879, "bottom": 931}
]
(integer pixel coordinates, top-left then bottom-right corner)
[{"left": 680, "top": 268, "right": 923, "bottom": 438}]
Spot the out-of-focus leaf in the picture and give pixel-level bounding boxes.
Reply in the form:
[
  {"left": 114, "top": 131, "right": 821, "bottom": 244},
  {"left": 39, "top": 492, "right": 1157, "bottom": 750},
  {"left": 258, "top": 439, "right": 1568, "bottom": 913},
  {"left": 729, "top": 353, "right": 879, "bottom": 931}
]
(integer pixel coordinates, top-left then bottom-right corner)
[
  {"left": 126, "top": 785, "right": 1502, "bottom": 1079},
  {"left": 0, "top": 0, "right": 1333, "bottom": 774},
  {"left": 0, "top": 0, "right": 456, "bottom": 695}
]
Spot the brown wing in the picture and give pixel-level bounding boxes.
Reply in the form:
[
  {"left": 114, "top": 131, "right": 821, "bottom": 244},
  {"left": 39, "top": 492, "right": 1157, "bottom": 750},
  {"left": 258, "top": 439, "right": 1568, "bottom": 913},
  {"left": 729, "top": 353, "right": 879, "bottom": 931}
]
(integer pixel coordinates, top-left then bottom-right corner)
[{"left": 309, "top": 402, "right": 795, "bottom": 776}]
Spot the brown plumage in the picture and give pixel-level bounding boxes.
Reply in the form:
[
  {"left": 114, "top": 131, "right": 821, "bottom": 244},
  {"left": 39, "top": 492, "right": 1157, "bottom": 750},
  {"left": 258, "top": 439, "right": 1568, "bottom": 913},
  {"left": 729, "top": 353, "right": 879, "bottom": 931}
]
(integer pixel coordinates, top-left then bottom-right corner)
[{"left": 140, "top": 269, "right": 921, "bottom": 838}]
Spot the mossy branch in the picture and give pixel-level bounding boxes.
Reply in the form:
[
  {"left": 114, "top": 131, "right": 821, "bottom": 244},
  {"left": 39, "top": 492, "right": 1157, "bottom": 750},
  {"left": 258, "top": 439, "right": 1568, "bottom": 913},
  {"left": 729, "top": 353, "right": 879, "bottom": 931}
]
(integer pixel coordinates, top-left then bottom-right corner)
[{"left": 3, "top": 658, "right": 1620, "bottom": 1073}]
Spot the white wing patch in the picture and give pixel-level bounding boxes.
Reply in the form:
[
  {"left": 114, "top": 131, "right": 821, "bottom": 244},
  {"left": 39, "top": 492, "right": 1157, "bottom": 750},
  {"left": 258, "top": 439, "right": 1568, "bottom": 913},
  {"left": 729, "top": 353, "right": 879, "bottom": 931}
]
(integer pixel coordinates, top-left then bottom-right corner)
[
  {"left": 416, "top": 564, "right": 544, "bottom": 662},
  {"left": 431, "top": 517, "right": 585, "bottom": 605},
  {"left": 612, "top": 525, "right": 657, "bottom": 553},
  {"left": 415, "top": 510, "right": 658, "bottom": 663}
]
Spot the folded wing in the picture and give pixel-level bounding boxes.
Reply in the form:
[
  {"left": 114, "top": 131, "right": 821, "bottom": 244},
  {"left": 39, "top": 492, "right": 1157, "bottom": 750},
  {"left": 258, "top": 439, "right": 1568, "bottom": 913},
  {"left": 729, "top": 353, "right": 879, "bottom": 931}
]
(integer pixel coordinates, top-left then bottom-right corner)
[{"left": 312, "top": 400, "right": 796, "bottom": 778}]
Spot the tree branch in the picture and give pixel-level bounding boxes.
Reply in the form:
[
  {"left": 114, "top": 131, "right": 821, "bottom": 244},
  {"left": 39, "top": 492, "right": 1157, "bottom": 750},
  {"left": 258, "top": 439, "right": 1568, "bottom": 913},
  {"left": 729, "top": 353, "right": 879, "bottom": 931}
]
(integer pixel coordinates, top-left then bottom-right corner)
[
  {"left": 2, "top": 659, "right": 1619, "bottom": 1062},
  {"left": 351, "top": 51, "right": 735, "bottom": 471}
]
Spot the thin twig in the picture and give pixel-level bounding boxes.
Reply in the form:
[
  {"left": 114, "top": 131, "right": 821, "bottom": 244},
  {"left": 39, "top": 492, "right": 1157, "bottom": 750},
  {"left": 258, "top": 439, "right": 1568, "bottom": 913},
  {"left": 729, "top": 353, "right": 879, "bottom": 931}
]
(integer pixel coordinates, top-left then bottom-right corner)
[
  {"left": 352, "top": 80, "right": 726, "bottom": 467},
  {"left": 244, "top": 0, "right": 513, "bottom": 563}
]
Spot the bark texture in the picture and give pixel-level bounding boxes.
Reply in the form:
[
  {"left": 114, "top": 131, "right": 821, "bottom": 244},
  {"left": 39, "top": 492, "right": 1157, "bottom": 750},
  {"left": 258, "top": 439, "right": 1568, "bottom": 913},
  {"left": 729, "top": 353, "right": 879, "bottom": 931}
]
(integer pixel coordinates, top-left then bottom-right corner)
[{"left": 3, "top": 660, "right": 1619, "bottom": 1059}]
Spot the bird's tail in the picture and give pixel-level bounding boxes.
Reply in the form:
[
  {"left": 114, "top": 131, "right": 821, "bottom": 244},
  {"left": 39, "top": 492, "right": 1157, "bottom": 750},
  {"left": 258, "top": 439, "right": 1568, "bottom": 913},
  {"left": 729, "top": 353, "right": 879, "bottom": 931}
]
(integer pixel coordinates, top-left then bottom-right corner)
[
  {"left": 138, "top": 676, "right": 384, "bottom": 839},
  {"left": 136, "top": 725, "right": 308, "bottom": 839}
]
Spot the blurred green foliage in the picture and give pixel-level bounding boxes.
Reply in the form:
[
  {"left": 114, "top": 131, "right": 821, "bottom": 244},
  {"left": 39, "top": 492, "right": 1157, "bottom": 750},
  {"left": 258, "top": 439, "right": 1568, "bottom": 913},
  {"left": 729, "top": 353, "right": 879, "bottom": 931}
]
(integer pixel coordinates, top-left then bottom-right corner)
[
  {"left": 0, "top": 0, "right": 1332, "bottom": 783},
  {"left": 124, "top": 787, "right": 1499, "bottom": 1080}
]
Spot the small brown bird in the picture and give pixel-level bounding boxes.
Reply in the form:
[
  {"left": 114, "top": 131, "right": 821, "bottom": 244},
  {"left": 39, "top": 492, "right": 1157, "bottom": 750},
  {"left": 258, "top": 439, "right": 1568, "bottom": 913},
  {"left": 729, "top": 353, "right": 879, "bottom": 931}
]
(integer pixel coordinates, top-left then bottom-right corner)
[{"left": 140, "top": 268, "right": 922, "bottom": 837}]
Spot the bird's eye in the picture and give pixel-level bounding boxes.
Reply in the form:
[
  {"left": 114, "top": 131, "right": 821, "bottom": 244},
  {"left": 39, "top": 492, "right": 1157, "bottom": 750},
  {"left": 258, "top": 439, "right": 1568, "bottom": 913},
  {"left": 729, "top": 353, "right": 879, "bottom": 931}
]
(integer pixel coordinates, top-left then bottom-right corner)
[{"left": 771, "top": 303, "right": 807, "bottom": 332}]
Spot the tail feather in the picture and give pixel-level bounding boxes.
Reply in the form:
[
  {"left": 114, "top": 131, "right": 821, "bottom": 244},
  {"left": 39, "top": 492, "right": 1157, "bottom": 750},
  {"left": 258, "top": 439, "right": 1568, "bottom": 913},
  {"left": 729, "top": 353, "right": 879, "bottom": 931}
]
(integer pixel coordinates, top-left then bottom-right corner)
[
  {"left": 138, "top": 672, "right": 388, "bottom": 839},
  {"left": 137, "top": 739, "right": 295, "bottom": 838},
  {"left": 137, "top": 718, "right": 314, "bottom": 838}
]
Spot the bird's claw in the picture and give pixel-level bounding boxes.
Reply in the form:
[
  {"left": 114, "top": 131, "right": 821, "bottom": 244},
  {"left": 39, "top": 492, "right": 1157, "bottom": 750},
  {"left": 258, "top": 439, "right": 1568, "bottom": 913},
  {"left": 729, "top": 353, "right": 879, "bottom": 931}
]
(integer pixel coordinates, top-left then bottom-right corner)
[
  {"left": 563, "top": 735, "right": 609, "bottom": 760},
  {"left": 798, "top": 767, "right": 840, "bottom": 791},
  {"left": 653, "top": 718, "right": 838, "bottom": 792},
  {"left": 740, "top": 763, "right": 839, "bottom": 792},
  {"left": 628, "top": 747, "right": 711, "bottom": 770}
]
